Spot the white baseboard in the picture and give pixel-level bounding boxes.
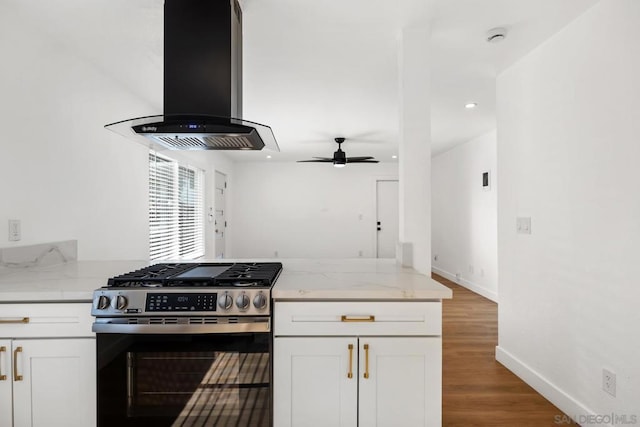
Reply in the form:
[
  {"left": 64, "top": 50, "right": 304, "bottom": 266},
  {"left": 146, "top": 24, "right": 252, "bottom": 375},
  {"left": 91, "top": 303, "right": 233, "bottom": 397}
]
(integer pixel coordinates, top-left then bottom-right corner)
[
  {"left": 431, "top": 266, "right": 498, "bottom": 302},
  {"left": 495, "top": 346, "right": 606, "bottom": 427}
]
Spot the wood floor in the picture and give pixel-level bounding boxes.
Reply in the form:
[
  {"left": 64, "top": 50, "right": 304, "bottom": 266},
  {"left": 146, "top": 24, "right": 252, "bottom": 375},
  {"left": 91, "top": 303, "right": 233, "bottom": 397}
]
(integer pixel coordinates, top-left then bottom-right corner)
[{"left": 434, "top": 273, "right": 578, "bottom": 427}]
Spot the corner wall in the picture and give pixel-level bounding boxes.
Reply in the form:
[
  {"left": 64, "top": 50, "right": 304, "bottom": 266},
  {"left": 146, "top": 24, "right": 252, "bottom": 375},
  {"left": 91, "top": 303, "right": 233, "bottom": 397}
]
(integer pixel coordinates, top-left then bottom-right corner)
[
  {"left": 432, "top": 130, "right": 498, "bottom": 301},
  {"left": 496, "top": 0, "right": 640, "bottom": 419}
]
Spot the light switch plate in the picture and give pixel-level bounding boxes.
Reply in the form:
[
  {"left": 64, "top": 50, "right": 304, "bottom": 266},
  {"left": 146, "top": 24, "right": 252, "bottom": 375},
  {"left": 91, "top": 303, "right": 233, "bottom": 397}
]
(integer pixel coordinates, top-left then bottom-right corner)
[{"left": 516, "top": 217, "right": 531, "bottom": 234}]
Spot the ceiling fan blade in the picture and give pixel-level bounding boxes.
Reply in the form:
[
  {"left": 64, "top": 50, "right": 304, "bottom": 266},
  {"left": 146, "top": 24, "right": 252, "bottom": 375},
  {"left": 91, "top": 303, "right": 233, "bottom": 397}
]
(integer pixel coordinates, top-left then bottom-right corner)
[
  {"left": 297, "top": 159, "right": 334, "bottom": 163},
  {"left": 312, "top": 157, "right": 334, "bottom": 160},
  {"left": 346, "top": 156, "right": 375, "bottom": 161},
  {"left": 347, "top": 159, "right": 380, "bottom": 163}
]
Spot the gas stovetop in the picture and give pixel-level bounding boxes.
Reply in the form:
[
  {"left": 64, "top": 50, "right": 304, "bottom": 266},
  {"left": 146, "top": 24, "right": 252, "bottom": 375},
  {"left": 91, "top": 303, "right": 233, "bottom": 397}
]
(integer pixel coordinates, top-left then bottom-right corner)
[
  {"left": 92, "top": 262, "right": 282, "bottom": 318},
  {"left": 106, "top": 262, "right": 282, "bottom": 288}
]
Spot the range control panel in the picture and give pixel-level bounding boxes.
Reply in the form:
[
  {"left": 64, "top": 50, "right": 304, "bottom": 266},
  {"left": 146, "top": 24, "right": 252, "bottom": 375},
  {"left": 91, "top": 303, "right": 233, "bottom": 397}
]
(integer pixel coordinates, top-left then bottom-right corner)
[
  {"left": 146, "top": 293, "right": 218, "bottom": 312},
  {"left": 91, "top": 288, "right": 270, "bottom": 317}
]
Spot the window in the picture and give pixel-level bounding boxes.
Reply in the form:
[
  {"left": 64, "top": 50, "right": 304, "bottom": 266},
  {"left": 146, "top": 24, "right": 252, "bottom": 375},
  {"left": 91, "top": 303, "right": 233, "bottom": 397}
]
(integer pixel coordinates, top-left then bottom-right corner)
[{"left": 149, "top": 152, "right": 205, "bottom": 260}]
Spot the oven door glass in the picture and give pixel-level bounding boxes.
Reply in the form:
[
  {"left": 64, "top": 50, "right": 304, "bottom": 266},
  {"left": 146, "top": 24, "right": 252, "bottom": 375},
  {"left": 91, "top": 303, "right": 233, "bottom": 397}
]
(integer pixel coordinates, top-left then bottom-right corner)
[{"left": 97, "top": 333, "right": 271, "bottom": 427}]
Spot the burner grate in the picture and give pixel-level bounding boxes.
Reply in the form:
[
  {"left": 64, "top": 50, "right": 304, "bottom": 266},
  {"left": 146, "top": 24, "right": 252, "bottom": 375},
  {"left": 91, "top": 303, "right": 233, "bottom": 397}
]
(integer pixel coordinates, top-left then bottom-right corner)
[{"left": 107, "top": 262, "right": 282, "bottom": 289}]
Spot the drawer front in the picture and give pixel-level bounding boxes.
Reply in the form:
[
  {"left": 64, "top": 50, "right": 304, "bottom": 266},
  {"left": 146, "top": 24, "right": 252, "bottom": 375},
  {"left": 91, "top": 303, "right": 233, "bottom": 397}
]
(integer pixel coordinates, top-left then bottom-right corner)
[
  {"left": 0, "top": 303, "right": 93, "bottom": 338},
  {"left": 274, "top": 301, "right": 441, "bottom": 337}
]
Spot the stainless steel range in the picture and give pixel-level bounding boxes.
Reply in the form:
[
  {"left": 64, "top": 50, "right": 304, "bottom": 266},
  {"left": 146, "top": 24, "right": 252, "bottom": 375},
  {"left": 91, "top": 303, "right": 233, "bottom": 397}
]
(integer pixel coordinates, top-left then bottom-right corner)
[{"left": 92, "top": 262, "right": 282, "bottom": 427}]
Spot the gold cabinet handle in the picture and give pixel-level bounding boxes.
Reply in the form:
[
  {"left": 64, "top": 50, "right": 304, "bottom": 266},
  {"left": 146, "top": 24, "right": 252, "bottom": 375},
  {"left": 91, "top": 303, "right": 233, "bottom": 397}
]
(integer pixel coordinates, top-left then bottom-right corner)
[
  {"left": 0, "top": 317, "right": 30, "bottom": 324},
  {"left": 347, "top": 344, "right": 354, "bottom": 379},
  {"left": 13, "top": 346, "right": 23, "bottom": 381},
  {"left": 341, "top": 315, "right": 375, "bottom": 322},
  {"left": 363, "top": 344, "right": 370, "bottom": 379},
  {"left": 0, "top": 346, "right": 6, "bottom": 381}
]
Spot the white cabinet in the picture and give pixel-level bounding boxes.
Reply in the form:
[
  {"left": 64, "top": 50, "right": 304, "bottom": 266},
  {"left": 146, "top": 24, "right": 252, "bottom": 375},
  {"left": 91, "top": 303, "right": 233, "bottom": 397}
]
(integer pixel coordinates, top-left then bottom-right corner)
[
  {"left": 275, "top": 337, "right": 358, "bottom": 427},
  {"left": 274, "top": 301, "right": 443, "bottom": 427},
  {"left": 1, "top": 340, "right": 13, "bottom": 427},
  {"left": 358, "top": 337, "right": 440, "bottom": 427},
  {"left": 0, "top": 303, "right": 96, "bottom": 427}
]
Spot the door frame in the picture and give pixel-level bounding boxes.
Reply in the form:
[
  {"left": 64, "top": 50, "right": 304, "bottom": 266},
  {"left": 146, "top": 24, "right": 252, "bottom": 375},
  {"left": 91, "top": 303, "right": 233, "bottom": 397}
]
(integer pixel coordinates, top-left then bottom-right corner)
[
  {"left": 372, "top": 176, "right": 399, "bottom": 259},
  {"left": 214, "top": 170, "right": 228, "bottom": 259}
]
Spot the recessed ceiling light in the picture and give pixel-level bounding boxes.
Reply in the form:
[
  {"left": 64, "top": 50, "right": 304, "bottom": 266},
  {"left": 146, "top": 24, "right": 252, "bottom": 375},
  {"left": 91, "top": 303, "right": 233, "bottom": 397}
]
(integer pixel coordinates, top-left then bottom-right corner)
[
  {"left": 266, "top": 155, "right": 272, "bottom": 159},
  {"left": 392, "top": 155, "right": 398, "bottom": 159},
  {"left": 465, "top": 103, "right": 478, "bottom": 109}
]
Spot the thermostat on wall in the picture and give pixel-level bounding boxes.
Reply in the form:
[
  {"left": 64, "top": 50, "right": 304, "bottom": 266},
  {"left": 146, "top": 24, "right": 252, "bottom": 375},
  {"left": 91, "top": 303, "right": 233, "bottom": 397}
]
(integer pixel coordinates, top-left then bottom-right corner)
[{"left": 482, "top": 171, "right": 491, "bottom": 190}]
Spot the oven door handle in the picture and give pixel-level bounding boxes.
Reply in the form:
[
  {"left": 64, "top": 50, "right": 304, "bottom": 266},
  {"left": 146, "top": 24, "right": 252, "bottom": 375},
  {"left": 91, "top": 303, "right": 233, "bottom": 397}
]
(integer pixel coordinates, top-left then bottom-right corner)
[{"left": 92, "top": 318, "right": 271, "bottom": 334}]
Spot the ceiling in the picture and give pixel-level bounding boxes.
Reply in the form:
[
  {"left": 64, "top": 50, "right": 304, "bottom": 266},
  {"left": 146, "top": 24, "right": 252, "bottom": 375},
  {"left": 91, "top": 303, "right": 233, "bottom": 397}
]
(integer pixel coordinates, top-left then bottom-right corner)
[{"left": 7, "top": 0, "right": 600, "bottom": 161}]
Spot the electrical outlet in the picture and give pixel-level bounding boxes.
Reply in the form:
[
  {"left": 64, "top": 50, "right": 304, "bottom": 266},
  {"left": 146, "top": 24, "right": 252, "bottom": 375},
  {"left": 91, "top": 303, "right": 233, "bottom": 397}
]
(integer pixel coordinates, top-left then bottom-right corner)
[
  {"left": 433, "top": 254, "right": 439, "bottom": 262},
  {"left": 603, "top": 368, "right": 616, "bottom": 397},
  {"left": 358, "top": 250, "right": 363, "bottom": 257},
  {"left": 516, "top": 217, "right": 532, "bottom": 234},
  {"left": 274, "top": 251, "right": 279, "bottom": 257},
  {"left": 8, "top": 219, "right": 21, "bottom": 241}
]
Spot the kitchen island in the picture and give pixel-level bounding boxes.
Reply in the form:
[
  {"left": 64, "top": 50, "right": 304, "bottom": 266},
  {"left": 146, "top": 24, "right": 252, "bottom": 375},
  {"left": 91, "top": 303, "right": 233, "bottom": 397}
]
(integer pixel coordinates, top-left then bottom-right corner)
[
  {"left": 1, "top": 258, "right": 451, "bottom": 427},
  {"left": 272, "top": 259, "right": 452, "bottom": 427}
]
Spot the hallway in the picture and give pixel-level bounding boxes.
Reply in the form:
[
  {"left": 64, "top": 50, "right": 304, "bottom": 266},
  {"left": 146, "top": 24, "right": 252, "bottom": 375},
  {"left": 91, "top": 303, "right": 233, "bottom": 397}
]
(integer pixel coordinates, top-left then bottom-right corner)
[{"left": 435, "top": 274, "right": 578, "bottom": 426}]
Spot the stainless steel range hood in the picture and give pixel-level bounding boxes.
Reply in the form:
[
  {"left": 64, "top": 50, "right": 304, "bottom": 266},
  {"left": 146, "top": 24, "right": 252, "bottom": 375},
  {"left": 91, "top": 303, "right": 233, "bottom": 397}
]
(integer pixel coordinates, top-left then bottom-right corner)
[{"left": 105, "top": 0, "right": 279, "bottom": 152}]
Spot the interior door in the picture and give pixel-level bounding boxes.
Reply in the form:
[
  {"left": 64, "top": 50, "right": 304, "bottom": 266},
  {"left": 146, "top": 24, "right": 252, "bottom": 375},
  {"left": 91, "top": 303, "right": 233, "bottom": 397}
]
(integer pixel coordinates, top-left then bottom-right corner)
[
  {"left": 376, "top": 180, "right": 399, "bottom": 258},
  {"left": 214, "top": 171, "right": 227, "bottom": 259}
]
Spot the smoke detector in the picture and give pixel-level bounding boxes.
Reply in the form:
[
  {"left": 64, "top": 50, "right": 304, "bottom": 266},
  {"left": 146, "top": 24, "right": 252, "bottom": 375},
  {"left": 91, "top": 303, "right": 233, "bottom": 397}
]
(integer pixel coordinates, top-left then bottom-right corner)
[{"left": 486, "top": 27, "right": 507, "bottom": 43}]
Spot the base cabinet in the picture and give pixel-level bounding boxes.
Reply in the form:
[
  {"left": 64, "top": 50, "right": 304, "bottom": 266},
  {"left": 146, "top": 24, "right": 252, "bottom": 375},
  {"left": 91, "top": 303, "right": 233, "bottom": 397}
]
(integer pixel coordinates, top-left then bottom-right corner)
[
  {"left": 274, "top": 301, "right": 443, "bottom": 427},
  {"left": 0, "top": 303, "right": 96, "bottom": 427},
  {"left": 274, "top": 336, "right": 440, "bottom": 427},
  {"left": 358, "top": 337, "right": 441, "bottom": 427},
  {"left": 274, "top": 337, "right": 358, "bottom": 427}
]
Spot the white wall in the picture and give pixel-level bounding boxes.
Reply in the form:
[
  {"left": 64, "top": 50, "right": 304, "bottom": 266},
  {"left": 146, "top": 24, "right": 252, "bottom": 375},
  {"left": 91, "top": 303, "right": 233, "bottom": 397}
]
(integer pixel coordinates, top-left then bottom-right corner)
[
  {"left": 0, "top": 6, "right": 155, "bottom": 260},
  {"left": 496, "top": 0, "right": 640, "bottom": 420},
  {"left": 0, "top": 5, "right": 229, "bottom": 261},
  {"left": 230, "top": 162, "right": 398, "bottom": 258},
  {"left": 432, "top": 130, "right": 497, "bottom": 301}
]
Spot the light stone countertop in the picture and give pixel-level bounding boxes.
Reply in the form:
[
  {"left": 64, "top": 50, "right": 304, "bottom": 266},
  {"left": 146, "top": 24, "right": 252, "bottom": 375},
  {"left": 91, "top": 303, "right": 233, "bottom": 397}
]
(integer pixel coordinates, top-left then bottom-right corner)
[
  {"left": 272, "top": 259, "right": 452, "bottom": 300},
  {"left": 0, "top": 260, "right": 149, "bottom": 302},
  {"left": 0, "top": 259, "right": 452, "bottom": 303}
]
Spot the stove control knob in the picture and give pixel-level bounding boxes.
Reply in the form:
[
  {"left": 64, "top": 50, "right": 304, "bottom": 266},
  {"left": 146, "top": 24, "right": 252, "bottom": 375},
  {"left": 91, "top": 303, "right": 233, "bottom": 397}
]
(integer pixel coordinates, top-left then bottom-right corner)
[
  {"left": 253, "top": 293, "right": 267, "bottom": 310},
  {"left": 218, "top": 293, "right": 233, "bottom": 311},
  {"left": 112, "top": 295, "right": 128, "bottom": 311},
  {"left": 96, "top": 295, "right": 110, "bottom": 310},
  {"left": 236, "top": 293, "right": 250, "bottom": 311}
]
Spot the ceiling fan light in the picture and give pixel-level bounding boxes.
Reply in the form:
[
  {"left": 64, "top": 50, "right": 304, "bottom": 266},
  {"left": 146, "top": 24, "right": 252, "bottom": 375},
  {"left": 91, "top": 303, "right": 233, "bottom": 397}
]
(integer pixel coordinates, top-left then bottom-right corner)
[{"left": 333, "top": 162, "right": 346, "bottom": 168}]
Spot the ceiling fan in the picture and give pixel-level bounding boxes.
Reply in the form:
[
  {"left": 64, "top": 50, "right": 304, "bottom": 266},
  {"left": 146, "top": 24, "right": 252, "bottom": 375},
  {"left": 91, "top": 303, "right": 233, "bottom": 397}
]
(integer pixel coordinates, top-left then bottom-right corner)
[{"left": 297, "top": 137, "right": 380, "bottom": 168}]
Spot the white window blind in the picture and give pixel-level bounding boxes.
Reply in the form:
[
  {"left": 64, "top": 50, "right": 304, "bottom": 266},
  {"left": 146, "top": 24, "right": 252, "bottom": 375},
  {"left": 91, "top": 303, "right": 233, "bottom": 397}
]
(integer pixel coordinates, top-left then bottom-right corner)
[{"left": 149, "top": 152, "right": 205, "bottom": 261}]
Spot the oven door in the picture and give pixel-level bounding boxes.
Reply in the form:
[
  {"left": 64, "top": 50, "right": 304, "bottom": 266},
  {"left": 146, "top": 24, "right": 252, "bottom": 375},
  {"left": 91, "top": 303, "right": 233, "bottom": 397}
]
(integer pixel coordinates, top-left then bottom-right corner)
[{"left": 96, "top": 330, "right": 271, "bottom": 427}]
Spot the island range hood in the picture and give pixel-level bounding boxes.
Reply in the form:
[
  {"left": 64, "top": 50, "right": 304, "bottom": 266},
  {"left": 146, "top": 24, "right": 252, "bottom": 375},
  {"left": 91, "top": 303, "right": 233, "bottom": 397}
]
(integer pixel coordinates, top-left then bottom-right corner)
[{"left": 105, "top": 0, "right": 279, "bottom": 151}]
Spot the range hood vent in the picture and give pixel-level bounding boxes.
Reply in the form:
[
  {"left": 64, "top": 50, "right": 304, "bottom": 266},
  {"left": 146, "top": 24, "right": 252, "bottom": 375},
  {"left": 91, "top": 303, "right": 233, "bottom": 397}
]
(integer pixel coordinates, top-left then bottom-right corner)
[{"left": 105, "top": 0, "right": 279, "bottom": 152}]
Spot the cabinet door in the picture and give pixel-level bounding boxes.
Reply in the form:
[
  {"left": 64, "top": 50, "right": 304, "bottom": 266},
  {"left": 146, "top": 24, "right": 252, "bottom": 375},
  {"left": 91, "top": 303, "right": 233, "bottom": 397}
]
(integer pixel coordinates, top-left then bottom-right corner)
[
  {"left": 12, "top": 338, "right": 96, "bottom": 427},
  {"left": 274, "top": 337, "right": 357, "bottom": 427},
  {"left": 358, "top": 337, "right": 441, "bottom": 427},
  {"left": 0, "top": 340, "right": 12, "bottom": 427}
]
